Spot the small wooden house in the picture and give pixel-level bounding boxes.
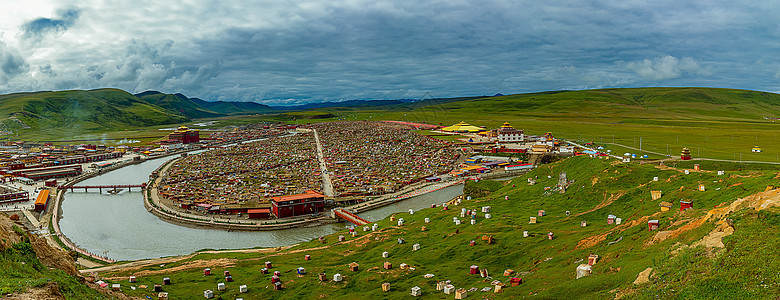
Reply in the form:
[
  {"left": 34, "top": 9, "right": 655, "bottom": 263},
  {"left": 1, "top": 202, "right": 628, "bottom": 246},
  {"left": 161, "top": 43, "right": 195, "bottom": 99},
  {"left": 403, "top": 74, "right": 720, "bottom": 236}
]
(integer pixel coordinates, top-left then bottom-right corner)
[
  {"left": 333, "top": 273, "right": 343, "bottom": 282},
  {"left": 470, "top": 265, "right": 479, "bottom": 275},
  {"left": 305, "top": 254, "right": 311, "bottom": 260},
  {"left": 297, "top": 267, "right": 306, "bottom": 275},
  {"left": 383, "top": 261, "right": 392, "bottom": 270},
  {"left": 648, "top": 220, "right": 660, "bottom": 231},
  {"left": 529, "top": 217, "right": 537, "bottom": 224},
  {"left": 651, "top": 190, "right": 662, "bottom": 200},
  {"left": 157, "top": 292, "right": 168, "bottom": 300},
  {"left": 455, "top": 288, "right": 468, "bottom": 299},
  {"left": 382, "top": 282, "right": 390, "bottom": 292},
  {"left": 382, "top": 251, "right": 389, "bottom": 258},
  {"left": 538, "top": 210, "right": 546, "bottom": 217},
  {"left": 319, "top": 273, "right": 327, "bottom": 281},
  {"left": 510, "top": 277, "right": 522, "bottom": 286},
  {"left": 239, "top": 285, "right": 248, "bottom": 293},
  {"left": 411, "top": 286, "right": 422, "bottom": 296},
  {"left": 274, "top": 281, "right": 282, "bottom": 290},
  {"left": 162, "top": 278, "right": 170, "bottom": 285},
  {"left": 217, "top": 282, "right": 225, "bottom": 291},
  {"left": 349, "top": 262, "right": 359, "bottom": 272},
  {"left": 204, "top": 290, "right": 214, "bottom": 299},
  {"left": 680, "top": 200, "right": 693, "bottom": 211},
  {"left": 443, "top": 284, "right": 455, "bottom": 294},
  {"left": 607, "top": 215, "right": 616, "bottom": 224},
  {"left": 480, "top": 268, "right": 489, "bottom": 278},
  {"left": 547, "top": 232, "right": 554, "bottom": 240},
  {"left": 659, "top": 201, "right": 673, "bottom": 211},
  {"left": 588, "top": 254, "right": 599, "bottom": 266},
  {"left": 203, "top": 268, "right": 211, "bottom": 275},
  {"left": 129, "top": 276, "right": 136, "bottom": 283},
  {"left": 265, "top": 261, "right": 272, "bottom": 268}
]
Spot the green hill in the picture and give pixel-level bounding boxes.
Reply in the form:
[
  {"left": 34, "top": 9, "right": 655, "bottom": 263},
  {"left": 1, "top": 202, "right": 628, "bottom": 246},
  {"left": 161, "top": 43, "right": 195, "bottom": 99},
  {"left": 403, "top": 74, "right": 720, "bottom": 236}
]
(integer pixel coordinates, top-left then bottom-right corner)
[
  {"left": 98, "top": 156, "right": 780, "bottom": 299},
  {"left": 135, "top": 91, "right": 224, "bottom": 119},
  {"left": 0, "top": 89, "right": 188, "bottom": 139},
  {"left": 402, "top": 87, "right": 780, "bottom": 121},
  {"left": 190, "top": 97, "right": 277, "bottom": 115},
  {"left": 136, "top": 91, "right": 277, "bottom": 118}
]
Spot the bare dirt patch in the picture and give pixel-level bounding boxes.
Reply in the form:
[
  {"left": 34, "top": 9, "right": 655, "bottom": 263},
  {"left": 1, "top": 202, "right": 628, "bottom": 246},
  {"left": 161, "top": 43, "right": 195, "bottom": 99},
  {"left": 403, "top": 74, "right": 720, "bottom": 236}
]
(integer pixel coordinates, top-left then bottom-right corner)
[
  {"left": 107, "top": 258, "right": 237, "bottom": 280},
  {"left": 575, "top": 190, "right": 627, "bottom": 217}
]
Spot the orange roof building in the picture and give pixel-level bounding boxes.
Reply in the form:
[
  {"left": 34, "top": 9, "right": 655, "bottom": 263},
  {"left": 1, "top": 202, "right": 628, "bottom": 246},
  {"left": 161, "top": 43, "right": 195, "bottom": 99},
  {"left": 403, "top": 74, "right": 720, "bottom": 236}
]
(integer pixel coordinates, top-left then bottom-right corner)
[{"left": 271, "top": 190, "right": 326, "bottom": 218}]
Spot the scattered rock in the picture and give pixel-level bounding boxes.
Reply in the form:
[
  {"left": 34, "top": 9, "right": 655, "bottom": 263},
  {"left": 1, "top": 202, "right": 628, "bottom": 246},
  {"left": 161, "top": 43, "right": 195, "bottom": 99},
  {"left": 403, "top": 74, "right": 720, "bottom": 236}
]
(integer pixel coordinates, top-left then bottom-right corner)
[{"left": 633, "top": 267, "right": 653, "bottom": 285}]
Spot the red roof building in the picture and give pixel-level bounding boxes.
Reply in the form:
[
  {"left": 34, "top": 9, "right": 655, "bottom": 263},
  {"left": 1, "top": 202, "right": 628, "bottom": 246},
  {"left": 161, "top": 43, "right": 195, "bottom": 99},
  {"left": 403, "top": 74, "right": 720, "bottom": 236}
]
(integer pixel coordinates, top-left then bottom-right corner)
[
  {"left": 168, "top": 126, "right": 200, "bottom": 144},
  {"left": 271, "top": 190, "right": 326, "bottom": 218},
  {"left": 248, "top": 208, "right": 271, "bottom": 219}
]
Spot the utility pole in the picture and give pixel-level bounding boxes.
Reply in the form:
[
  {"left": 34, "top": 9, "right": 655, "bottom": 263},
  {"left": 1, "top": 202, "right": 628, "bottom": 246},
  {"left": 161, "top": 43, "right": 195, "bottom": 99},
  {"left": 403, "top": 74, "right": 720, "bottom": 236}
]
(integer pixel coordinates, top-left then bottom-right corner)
[{"left": 640, "top": 137, "right": 642, "bottom": 152}]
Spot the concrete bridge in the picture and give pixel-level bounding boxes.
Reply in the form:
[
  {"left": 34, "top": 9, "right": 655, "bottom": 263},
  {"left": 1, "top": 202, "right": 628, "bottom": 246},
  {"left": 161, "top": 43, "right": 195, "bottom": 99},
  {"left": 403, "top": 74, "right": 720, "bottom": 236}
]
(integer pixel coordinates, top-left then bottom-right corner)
[{"left": 57, "top": 183, "right": 146, "bottom": 193}]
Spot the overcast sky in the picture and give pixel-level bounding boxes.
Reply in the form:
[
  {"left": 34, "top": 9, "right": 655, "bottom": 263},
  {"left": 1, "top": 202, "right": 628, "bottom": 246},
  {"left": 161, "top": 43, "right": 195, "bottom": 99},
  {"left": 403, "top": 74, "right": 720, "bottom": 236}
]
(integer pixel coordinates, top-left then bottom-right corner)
[{"left": 1, "top": 0, "right": 779, "bottom": 104}]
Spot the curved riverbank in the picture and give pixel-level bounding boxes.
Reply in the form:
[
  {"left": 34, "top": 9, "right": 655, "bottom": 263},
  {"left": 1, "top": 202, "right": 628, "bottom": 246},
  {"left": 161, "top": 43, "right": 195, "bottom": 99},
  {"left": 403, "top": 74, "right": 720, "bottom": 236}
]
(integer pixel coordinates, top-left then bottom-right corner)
[
  {"left": 47, "top": 152, "right": 191, "bottom": 263},
  {"left": 143, "top": 156, "right": 338, "bottom": 231}
]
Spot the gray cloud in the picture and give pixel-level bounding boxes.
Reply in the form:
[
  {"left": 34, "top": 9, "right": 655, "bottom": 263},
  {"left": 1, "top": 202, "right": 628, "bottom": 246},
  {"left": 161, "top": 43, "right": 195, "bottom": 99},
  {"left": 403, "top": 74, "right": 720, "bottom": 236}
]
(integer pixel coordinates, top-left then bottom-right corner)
[
  {"left": 0, "top": 40, "right": 28, "bottom": 81},
  {"left": 21, "top": 8, "right": 80, "bottom": 40},
  {"left": 0, "top": 1, "right": 779, "bottom": 103}
]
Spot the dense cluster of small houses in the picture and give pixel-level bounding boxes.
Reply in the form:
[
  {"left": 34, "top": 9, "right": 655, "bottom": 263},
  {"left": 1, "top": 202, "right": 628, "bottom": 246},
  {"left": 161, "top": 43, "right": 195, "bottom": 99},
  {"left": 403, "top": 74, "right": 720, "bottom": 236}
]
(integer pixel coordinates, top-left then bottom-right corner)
[
  {"left": 311, "top": 121, "right": 459, "bottom": 196},
  {"left": 158, "top": 121, "right": 459, "bottom": 217}
]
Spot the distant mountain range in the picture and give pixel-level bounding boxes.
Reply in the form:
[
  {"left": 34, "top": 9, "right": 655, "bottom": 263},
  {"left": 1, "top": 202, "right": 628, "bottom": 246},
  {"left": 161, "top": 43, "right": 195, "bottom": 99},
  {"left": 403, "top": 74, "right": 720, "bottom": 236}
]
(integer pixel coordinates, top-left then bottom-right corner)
[
  {"left": 3, "top": 86, "right": 780, "bottom": 140},
  {"left": 270, "top": 99, "right": 408, "bottom": 111},
  {"left": 135, "top": 91, "right": 276, "bottom": 118}
]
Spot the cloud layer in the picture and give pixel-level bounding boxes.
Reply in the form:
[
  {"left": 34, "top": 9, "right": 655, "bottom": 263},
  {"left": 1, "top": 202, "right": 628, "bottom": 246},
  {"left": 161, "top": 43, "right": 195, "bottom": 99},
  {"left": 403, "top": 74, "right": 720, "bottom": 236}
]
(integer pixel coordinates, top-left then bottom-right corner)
[{"left": 0, "top": 0, "right": 778, "bottom": 104}]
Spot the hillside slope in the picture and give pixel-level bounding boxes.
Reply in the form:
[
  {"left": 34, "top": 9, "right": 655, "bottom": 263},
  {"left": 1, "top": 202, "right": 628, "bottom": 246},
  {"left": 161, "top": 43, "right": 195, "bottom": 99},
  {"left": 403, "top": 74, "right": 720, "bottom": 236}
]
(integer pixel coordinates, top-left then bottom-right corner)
[
  {"left": 0, "top": 89, "right": 188, "bottom": 137},
  {"left": 0, "top": 213, "right": 124, "bottom": 299},
  {"left": 427, "top": 87, "right": 780, "bottom": 121},
  {"left": 190, "top": 98, "right": 276, "bottom": 116},
  {"left": 135, "top": 91, "right": 223, "bottom": 119}
]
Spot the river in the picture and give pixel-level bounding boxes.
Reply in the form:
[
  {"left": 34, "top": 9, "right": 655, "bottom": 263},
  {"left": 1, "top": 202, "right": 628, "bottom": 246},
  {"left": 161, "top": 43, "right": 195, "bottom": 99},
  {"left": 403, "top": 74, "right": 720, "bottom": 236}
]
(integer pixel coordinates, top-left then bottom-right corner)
[{"left": 58, "top": 154, "right": 463, "bottom": 261}]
